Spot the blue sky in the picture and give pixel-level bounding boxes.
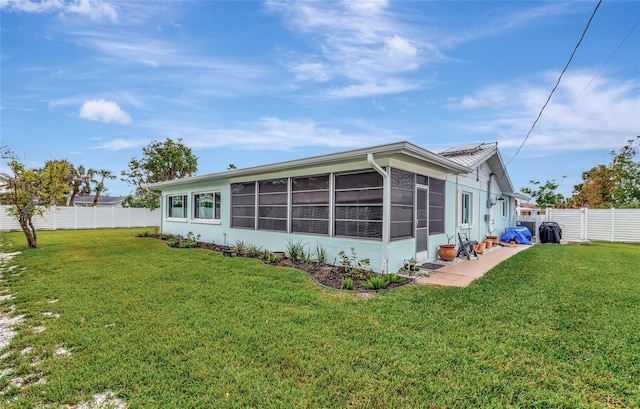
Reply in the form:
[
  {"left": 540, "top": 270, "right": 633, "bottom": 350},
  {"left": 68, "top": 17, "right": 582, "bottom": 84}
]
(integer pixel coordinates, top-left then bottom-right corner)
[{"left": 1, "top": 0, "right": 639, "bottom": 200}]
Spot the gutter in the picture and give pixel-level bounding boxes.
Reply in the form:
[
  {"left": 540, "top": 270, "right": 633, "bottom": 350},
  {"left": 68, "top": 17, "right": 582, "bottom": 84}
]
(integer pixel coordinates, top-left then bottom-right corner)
[{"left": 367, "top": 153, "right": 389, "bottom": 274}]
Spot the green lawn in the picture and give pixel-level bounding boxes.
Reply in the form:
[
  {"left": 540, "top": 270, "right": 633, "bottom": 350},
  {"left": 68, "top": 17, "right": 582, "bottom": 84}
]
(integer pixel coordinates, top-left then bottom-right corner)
[{"left": 1, "top": 229, "right": 639, "bottom": 408}]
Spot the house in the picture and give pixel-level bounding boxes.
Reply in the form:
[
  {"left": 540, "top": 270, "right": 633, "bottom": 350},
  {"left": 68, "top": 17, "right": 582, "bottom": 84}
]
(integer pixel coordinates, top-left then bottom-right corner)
[
  {"left": 147, "top": 141, "right": 518, "bottom": 273},
  {"left": 72, "top": 195, "right": 127, "bottom": 207}
]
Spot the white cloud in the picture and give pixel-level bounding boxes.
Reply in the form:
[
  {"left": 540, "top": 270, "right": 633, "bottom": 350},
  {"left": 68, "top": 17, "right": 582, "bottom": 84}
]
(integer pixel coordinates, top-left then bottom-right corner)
[
  {"left": 267, "top": 0, "right": 426, "bottom": 97},
  {"left": 1, "top": 0, "right": 118, "bottom": 22},
  {"left": 0, "top": 0, "right": 63, "bottom": 13},
  {"left": 291, "top": 61, "right": 331, "bottom": 82},
  {"left": 147, "top": 117, "right": 390, "bottom": 151},
  {"left": 79, "top": 99, "right": 132, "bottom": 124},
  {"left": 91, "top": 138, "right": 143, "bottom": 150},
  {"left": 66, "top": 0, "right": 117, "bottom": 22},
  {"left": 448, "top": 71, "right": 640, "bottom": 153}
]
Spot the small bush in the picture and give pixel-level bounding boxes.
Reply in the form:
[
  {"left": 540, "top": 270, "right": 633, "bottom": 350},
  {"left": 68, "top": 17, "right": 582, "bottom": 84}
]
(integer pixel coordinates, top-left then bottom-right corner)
[
  {"left": 267, "top": 253, "right": 280, "bottom": 264},
  {"left": 341, "top": 278, "right": 354, "bottom": 290},
  {"left": 362, "top": 276, "right": 389, "bottom": 290},
  {"left": 385, "top": 274, "right": 406, "bottom": 284},
  {"left": 234, "top": 240, "right": 248, "bottom": 255},
  {"left": 286, "top": 239, "right": 307, "bottom": 261},
  {"left": 315, "top": 244, "right": 328, "bottom": 265},
  {"left": 247, "top": 244, "right": 263, "bottom": 258},
  {"left": 166, "top": 237, "right": 179, "bottom": 248}
]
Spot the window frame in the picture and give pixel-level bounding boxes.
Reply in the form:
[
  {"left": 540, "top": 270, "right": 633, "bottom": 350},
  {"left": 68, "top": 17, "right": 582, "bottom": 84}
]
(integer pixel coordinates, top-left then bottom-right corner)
[
  {"left": 459, "top": 191, "right": 474, "bottom": 227},
  {"left": 501, "top": 198, "right": 508, "bottom": 219},
  {"left": 334, "top": 170, "right": 384, "bottom": 240},
  {"left": 257, "top": 178, "right": 289, "bottom": 232},
  {"left": 192, "top": 190, "right": 222, "bottom": 224},
  {"left": 427, "top": 177, "right": 446, "bottom": 235},
  {"left": 291, "top": 174, "right": 330, "bottom": 236},
  {"left": 390, "top": 168, "right": 415, "bottom": 240},
  {"left": 231, "top": 182, "right": 257, "bottom": 230},
  {"left": 166, "top": 194, "right": 188, "bottom": 220}
]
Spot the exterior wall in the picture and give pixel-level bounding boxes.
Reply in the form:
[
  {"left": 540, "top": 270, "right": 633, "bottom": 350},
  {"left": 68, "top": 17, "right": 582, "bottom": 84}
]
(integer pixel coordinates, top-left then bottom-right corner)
[
  {"left": 437, "top": 164, "right": 514, "bottom": 249},
  {"left": 160, "top": 177, "right": 387, "bottom": 271},
  {"left": 158, "top": 158, "right": 517, "bottom": 272}
]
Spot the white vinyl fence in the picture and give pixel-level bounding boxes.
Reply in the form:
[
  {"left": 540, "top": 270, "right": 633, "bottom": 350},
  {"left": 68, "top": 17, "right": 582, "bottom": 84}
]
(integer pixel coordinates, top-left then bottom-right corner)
[
  {"left": 0, "top": 205, "right": 160, "bottom": 231},
  {"left": 518, "top": 208, "right": 640, "bottom": 243}
]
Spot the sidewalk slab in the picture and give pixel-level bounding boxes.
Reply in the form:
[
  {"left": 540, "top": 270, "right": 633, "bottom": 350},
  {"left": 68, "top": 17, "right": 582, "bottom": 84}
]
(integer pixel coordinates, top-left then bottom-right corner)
[{"left": 414, "top": 244, "right": 531, "bottom": 287}]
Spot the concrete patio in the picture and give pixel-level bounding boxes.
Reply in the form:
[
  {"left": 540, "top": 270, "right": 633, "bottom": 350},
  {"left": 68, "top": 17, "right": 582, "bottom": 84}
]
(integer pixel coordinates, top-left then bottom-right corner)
[{"left": 413, "top": 243, "right": 532, "bottom": 287}]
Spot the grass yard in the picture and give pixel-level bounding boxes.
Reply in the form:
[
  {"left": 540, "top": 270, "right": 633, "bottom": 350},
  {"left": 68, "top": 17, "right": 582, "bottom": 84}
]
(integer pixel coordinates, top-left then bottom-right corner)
[{"left": 1, "top": 229, "right": 639, "bottom": 408}]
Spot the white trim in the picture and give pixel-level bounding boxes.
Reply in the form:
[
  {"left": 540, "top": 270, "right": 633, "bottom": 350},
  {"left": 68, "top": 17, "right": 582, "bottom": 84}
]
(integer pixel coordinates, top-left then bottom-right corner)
[
  {"left": 166, "top": 193, "right": 188, "bottom": 220},
  {"left": 458, "top": 190, "right": 474, "bottom": 228},
  {"left": 192, "top": 190, "right": 222, "bottom": 223}
]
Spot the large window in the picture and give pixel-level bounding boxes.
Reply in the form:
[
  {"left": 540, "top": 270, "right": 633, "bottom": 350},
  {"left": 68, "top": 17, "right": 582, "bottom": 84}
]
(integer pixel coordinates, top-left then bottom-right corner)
[
  {"left": 258, "top": 178, "right": 288, "bottom": 231},
  {"left": 428, "top": 178, "right": 445, "bottom": 234},
  {"left": 291, "top": 175, "right": 330, "bottom": 235},
  {"left": 231, "top": 182, "right": 256, "bottom": 229},
  {"left": 390, "top": 169, "right": 414, "bottom": 239},
  {"left": 334, "top": 171, "right": 383, "bottom": 239},
  {"left": 167, "top": 194, "right": 187, "bottom": 219},
  {"left": 193, "top": 191, "right": 221, "bottom": 221}
]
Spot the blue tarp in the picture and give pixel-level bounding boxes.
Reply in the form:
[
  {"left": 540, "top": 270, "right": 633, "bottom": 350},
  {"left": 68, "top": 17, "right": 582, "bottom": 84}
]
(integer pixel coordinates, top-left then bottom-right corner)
[{"left": 502, "top": 226, "right": 533, "bottom": 245}]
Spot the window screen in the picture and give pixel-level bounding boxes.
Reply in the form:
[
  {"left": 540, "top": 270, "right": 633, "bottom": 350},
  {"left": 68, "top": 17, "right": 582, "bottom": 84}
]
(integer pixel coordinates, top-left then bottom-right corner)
[
  {"left": 231, "top": 182, "right": 256, "bottom": 229},
  {"left": 334, "top": 171, "right": 383, "bottom": 239},
  {"left": 291, "top": 175, "right": 329, "bottom": 235}
]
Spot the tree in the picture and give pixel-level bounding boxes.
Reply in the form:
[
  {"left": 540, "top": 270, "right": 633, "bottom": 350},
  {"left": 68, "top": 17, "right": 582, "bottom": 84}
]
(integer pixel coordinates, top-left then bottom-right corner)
[
  {"left": 568, "top": 137, "right": 640, "bottom": 208},
  {"left": 0, "top": 150, "right": 72, "bottom": 248},
  {"left": 521, "top": 178, "right": 566, "bottom": 209},
  {"left": 90, "top": 169, "right": 116, "bottom": 206},
  {"left": 121, "top": 138, "right": 198, "bottom": 209},
  {"left": 67, "top": 165, "right": 92, "bottom": 206}
]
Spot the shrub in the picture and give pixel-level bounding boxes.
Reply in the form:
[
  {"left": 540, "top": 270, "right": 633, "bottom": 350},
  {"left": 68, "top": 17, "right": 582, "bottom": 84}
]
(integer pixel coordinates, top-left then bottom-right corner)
[
  {"left": 341, "top": 278, "right": 354, "bottom": 290},
  {"left": 234, "top": 240, "right": 248, "bottom": 255},
  {"left": 179, "top": 232, "right": 201, "bottom": 248},
  {"left": 385, "top": 274, "right": 406, "bottom": 284},
  {"left": 338, "top": 247, "right": 373, "bottom": 280},
  {"left": 267, "top": 253, "right": 280, "bottom": 264},
  {"left": 286, "top": 239, "right": 308, "bottom": 261},
  {"left": 315, "top": 244, "right": 328, "bottom": 265},
  {"left": 247, "top": 244, "right": 263, "bottom": 258},
  {"left": 362, "top": 276, "right": 388, "bottom": 290}
]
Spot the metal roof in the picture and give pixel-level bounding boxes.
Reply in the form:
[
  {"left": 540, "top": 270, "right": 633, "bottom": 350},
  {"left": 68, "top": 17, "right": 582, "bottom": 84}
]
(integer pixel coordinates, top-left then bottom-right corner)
[{"left": 147, "top": 141, "right": 473, "bottom": 190}]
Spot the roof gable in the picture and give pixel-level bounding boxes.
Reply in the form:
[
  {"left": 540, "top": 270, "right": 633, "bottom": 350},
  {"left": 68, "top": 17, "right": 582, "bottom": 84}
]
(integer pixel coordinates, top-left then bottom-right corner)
[{"left": 436, "top": 142, "right": 515, "bottom": 195}]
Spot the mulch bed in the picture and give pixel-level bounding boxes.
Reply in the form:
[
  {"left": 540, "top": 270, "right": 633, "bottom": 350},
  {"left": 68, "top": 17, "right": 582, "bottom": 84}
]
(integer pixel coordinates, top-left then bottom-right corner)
[{"left": 150, "top": 236, "right": 414, "bottom": 291}]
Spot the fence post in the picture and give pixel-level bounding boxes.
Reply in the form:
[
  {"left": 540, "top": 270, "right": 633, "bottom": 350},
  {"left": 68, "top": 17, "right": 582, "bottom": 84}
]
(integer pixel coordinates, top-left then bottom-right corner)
[
  {"left": 610, "top": 208, "right": 615, "bottom": 242},
  {"left": 582, "top": 208, "right": 587, "bottom": 240}
]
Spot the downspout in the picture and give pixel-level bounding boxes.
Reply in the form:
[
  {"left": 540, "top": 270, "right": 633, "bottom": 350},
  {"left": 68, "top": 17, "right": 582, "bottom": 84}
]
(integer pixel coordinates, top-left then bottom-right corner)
[{"left": 367, "top": 153, "right": 389, "bottom": 274}]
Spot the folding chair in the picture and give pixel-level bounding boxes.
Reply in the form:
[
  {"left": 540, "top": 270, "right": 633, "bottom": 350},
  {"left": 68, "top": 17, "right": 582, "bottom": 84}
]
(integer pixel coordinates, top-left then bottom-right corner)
[{"left": 457, "top": 232, "right": 478, "bottom": 260}]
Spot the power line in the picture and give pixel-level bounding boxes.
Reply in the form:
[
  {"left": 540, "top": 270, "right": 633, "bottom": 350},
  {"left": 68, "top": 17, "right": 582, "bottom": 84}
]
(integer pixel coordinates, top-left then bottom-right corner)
[
  {"left": 505, "top": 0, "right": 603, "bottom": 168},
  {"left": 568, "top": 18, "right": 639, "bottom": 108}
]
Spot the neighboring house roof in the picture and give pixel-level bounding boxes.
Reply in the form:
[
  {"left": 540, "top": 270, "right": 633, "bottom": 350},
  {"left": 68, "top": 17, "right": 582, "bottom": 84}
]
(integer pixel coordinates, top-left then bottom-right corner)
[
  {"left": 436, "top": 142, "right": 515, "bottom": 196},
  {"left": 147, "top": 141, "right": 515, "bottom": 195},
  {"left": 73, "top": 195, "right": 127, "bottom": 206}
]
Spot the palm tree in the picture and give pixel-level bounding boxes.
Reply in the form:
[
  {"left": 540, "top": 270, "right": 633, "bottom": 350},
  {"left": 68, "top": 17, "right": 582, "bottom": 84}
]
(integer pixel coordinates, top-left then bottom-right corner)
[
  {"left": 67, "top": 165, "right": 92, "bottom": 206},
  {"left": 90, "top": 169, "right": 116, "bottom": 206}
]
